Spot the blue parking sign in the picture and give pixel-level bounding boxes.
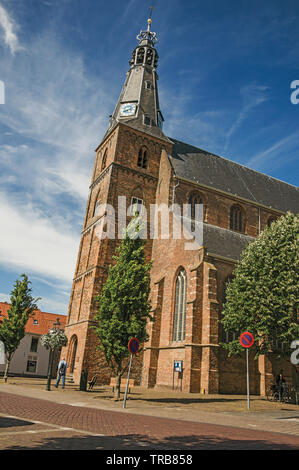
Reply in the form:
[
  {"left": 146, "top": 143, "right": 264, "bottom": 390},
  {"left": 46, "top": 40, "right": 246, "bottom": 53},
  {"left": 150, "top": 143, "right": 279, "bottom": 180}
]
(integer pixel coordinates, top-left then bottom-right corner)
[{"left": 174, "top": 361, "right": 183, "bottom": 372}]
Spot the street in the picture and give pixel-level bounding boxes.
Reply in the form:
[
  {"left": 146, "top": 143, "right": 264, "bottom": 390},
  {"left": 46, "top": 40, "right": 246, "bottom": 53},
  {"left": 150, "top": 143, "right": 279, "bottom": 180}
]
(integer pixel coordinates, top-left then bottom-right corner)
[{"left": 0, "top": 390, "right": 298, "bottom": 451}]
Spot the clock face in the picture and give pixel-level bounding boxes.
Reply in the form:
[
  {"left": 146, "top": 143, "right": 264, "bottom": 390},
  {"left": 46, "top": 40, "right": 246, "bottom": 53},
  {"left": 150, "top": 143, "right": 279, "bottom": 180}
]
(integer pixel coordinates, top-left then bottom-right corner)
[{"left": 119, "top": 103, "right": 136, "bottom": 117}]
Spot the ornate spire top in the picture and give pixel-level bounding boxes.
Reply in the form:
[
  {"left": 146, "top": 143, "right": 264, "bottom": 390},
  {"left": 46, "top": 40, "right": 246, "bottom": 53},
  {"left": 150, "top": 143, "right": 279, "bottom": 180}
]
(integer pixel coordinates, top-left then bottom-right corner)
[{"left": 137, "top": 6, "right": 158, "bottom": 46}]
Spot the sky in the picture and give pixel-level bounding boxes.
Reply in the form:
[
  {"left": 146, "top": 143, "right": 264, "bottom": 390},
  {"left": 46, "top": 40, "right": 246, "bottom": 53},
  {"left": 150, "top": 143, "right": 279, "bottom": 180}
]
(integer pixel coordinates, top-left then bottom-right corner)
[{"left": 0, "top": 0, "right": 298, "bottom": 316}]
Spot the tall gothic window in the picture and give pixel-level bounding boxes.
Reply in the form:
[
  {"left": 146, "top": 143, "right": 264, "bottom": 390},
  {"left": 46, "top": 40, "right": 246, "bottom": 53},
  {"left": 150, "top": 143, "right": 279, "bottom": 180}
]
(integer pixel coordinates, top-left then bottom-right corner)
[
  {"left": 188, "top": 193, "right": 203, "bottom": 220},
  {"left": 173, "top": 269, "right": 187, "bottom": 342},
  {"left": 137, "top": 147, "right": 148, "bottom": 169},
  {"left": 222, "top": 275, "right": 237, "bottom": 343},
  {"left": 230, "top": 205, "right": 244, "bottom": 232},
  {"left": 101, "top": 149, "right": 107, "bottom": 171}
]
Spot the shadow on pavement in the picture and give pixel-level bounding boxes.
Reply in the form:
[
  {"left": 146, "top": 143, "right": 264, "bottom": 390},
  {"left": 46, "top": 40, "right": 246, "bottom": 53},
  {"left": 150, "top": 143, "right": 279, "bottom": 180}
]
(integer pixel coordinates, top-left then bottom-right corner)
[
  {"left": 3, "top": 432, "right": 299, "bottom": 451},
  {"left": 0, "top": 417, "right": 34, "bottom": 428}
]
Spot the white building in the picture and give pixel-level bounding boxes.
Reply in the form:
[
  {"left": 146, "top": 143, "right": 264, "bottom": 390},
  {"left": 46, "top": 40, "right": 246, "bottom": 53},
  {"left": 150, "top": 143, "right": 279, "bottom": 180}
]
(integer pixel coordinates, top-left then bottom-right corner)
[{"left": 0, "top": 302, "right": 66, "bottom": 378}]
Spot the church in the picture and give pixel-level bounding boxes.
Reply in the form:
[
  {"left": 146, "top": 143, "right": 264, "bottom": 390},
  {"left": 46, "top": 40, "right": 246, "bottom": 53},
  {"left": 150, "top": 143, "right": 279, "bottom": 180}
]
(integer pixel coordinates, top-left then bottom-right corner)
[{"left": 60, "top": 18, "right": 299, "bottom": 395}]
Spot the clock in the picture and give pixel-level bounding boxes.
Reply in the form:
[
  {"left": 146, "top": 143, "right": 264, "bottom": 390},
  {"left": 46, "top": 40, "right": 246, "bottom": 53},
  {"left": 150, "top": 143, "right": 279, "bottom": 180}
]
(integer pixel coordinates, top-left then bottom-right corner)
[{"left": 119, "top": 103, "right": 136, "bottom": 117}]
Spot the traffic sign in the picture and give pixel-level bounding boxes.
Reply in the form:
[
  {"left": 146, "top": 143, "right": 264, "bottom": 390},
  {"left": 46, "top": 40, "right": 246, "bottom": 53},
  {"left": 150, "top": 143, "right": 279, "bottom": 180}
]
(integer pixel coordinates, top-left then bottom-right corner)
[
  {"left": 240, "top": 331, "right": 254, "bottom": 348},
  {"left": 174, "top": 361, "right": 183, "bottom": 372},
  {"left": 128, "top": 337, "right": 140, "bottom": 354}
]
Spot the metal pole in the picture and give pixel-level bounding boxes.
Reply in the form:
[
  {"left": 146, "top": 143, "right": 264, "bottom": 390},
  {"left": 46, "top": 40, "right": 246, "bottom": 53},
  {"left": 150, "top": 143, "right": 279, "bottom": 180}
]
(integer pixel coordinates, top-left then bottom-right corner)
[
  {"left": 46, "top": 348, "right": 54, "bottom": 391},
  {"left": 246, "top": 348, "right": 250, "bottom": 410},
  {"left": 123, "top": 353, "right": 133, "bottom": 409}
]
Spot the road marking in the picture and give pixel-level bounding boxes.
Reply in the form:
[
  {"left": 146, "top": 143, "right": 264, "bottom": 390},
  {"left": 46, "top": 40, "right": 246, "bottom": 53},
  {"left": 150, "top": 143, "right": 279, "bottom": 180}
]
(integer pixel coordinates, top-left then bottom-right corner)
[{"left": 0, "top": 413, "right": 105, "bottom": 437}]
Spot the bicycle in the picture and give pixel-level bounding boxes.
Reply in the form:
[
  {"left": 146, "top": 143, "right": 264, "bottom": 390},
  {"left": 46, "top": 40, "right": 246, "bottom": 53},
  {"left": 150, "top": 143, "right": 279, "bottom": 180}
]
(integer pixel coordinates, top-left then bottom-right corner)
[{"left": 266, "top": 383, "right": 292, "bottom": 403}]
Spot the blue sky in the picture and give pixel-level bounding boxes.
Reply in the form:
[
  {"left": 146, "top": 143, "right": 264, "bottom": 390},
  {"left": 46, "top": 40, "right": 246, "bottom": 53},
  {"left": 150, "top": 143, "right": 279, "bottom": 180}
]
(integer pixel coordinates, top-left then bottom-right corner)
[{"left": 0, "top": 0, "right": 298, "bottom": 316}]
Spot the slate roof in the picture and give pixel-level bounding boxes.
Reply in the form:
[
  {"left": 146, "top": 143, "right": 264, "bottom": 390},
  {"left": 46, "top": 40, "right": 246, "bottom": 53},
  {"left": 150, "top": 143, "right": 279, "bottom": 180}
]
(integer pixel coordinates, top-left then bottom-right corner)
[
  {"left": 202, "top": 223, "right": 255, "bottom": 261},
  {"left": 169, "top": 138, "right": 299, "bottom": 214}
]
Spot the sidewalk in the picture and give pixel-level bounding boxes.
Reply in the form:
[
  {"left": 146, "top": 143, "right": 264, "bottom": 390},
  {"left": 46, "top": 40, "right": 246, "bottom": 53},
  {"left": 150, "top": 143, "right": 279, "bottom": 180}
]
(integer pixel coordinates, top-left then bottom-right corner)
[{"left": 0, "top": 377, "right": 298, "bottom": 437}]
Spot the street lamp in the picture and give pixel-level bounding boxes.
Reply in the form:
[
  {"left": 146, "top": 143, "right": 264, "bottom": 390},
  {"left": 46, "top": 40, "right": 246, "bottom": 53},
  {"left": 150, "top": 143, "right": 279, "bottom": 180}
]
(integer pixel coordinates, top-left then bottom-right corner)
[{"left": 46, "top": 318, "right": 61, "bottom": 391}]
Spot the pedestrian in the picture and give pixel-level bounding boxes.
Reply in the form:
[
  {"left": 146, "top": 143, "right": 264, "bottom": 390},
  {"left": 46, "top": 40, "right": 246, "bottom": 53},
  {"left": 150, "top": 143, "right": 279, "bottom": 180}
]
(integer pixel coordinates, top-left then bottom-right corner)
[
  {"left": 55, "top": 358, "right": 67, "bottom": 389},
  {"left": 275, "top": 369, "right": 285, "bottom": 402}
]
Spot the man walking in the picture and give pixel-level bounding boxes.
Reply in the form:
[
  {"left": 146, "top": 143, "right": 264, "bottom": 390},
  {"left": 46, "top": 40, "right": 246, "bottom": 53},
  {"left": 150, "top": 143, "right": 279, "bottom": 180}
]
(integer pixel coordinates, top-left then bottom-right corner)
[{"left": 55, "top": 358, "right": 67, "bottom": 389}]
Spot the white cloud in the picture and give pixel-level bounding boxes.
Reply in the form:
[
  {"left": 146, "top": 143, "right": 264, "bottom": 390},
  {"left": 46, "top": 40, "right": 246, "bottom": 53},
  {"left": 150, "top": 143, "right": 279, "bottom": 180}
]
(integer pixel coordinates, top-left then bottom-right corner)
[
  {"left": 0, "top": 3, "right": 23, "bottom": 55},
  {"left": 0, "top": 292, "right": 10, "bottom": 302},
  {"left": 0, "top": 191, "right": 79, "bottom": 283},
  {"left": 246, "top": 131, "right": 299, "bottom": 170},
  {"left": 224, "top": 84, "right": 269, "bottom": 152}
]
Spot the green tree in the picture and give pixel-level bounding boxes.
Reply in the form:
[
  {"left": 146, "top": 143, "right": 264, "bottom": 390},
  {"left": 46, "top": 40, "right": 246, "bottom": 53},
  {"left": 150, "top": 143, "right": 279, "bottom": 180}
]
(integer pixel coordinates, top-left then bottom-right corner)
[
  {"left": 0, "top": 274, "right": 40, "bottom": 382},
  {"left": 221, "top": 212, "right": 299, "bottom": 363},
  {"left": 93, "top": 215, "right": 153, "bottom": 399}
]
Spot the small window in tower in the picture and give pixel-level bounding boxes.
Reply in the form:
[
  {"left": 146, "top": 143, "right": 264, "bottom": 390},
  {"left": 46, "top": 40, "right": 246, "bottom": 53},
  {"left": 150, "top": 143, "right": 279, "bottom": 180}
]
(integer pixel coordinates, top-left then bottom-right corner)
[
  {"left": 144, "top": 115, "right": 151, "bottom": 126},
  {"left": 145, "top": 81, "right": 152, "bottom": 90},
  {"left": 137, "top": 146, "right": 148, "bottom": 169},
  {"left": 130, "top": 197, "right": 143, "bottom": 216}
]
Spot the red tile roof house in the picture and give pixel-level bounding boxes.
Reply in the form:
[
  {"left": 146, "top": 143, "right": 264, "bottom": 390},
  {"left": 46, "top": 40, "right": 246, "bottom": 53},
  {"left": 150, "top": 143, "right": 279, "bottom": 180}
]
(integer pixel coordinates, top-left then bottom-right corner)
[{"left": 0, "top": 302, "right": 66, "bottom": 379}]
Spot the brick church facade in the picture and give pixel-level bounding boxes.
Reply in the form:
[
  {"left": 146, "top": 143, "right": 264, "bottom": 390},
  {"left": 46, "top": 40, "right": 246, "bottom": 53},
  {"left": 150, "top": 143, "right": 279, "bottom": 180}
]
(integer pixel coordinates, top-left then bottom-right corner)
[{"left": 61, "top": 19, "right": 299, "bottom": 394}]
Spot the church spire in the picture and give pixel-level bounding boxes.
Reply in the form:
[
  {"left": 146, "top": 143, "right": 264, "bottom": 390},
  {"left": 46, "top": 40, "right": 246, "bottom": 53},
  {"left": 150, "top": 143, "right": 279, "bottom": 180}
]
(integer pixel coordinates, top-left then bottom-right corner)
[{"left": 108, "top": 11, "right": 166, "bottom": 141}]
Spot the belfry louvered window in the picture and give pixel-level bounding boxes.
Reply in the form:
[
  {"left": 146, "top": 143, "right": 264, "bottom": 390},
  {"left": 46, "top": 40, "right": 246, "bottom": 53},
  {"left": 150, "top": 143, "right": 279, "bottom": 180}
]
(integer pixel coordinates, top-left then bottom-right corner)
[
  {"left": 137, "top": 147, "right": 148, "bottom": 169},
  {"left": 173, "top": 269, "right": 187, "bottom": 342}
]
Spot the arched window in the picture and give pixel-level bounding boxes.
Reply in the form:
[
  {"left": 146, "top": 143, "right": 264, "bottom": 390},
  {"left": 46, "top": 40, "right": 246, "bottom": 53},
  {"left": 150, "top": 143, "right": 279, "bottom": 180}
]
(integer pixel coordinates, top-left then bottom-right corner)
[
  {"left": 230, "top": 205, "right": 244, "bottom": 232},
  {"left": 101, "top": 149, "right": 107, "bottom": 171},
  {"left": 267, "top": 216, "right": 277, "bottom": 227},
  {"left": 173, "top": 269, "right": 187, "bottom": 342},
  {"left": 222, "top": 275, "right": 237, "bottom": 343},
  {"left": 188, "top": 193, "right": 203, "bottom": 220},
  {"left": 137, "top": 146, "right": 148, "bottom": 169}
]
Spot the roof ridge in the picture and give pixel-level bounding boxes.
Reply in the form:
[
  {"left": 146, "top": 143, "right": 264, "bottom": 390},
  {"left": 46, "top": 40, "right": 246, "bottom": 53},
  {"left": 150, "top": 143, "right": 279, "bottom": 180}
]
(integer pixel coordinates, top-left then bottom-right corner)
[{"left": 169, "top": 136, "right": 299, "bottom": 191}]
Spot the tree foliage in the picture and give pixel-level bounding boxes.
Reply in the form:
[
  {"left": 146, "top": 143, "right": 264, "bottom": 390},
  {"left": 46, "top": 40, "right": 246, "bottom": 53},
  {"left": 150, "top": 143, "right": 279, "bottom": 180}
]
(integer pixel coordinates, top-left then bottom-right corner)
[
  {"left": 93, "top": 215, "right": 153, "bottom": 397},
  {"left": 40, "top": 329, "right": 68, "bottom": 351},
  {"left": 0, "top": 274, "right": 40, "bottom": 382},
  {"left": 221, "top": 212, "right": 299, "bottom": 358}
]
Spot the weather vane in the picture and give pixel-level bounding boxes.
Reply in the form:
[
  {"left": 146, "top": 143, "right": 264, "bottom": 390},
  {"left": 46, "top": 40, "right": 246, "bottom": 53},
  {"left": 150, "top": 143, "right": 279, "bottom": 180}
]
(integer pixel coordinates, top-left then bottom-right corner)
[{"left": 137, "top": 5, "right": 158, "bottom": 44}]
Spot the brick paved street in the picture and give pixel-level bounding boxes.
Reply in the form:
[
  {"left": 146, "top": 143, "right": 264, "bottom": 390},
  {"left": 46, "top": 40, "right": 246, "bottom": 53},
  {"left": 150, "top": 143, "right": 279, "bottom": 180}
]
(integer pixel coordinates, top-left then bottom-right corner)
[{"left": 0, "top": 389, "right": 298, "bottom": 451}]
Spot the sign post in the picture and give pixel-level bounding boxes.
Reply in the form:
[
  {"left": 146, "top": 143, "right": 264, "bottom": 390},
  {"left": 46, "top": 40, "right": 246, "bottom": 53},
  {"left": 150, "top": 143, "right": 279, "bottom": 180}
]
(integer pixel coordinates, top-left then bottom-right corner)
[
  {"left": 173, "top": 361, "right": 183, "bottom": 391},
  {"left": 123, "top": 337, "right": 139, "bottom": 409},
  {"left": 239, "top": 332, "right": 254, "bottom": 410}
]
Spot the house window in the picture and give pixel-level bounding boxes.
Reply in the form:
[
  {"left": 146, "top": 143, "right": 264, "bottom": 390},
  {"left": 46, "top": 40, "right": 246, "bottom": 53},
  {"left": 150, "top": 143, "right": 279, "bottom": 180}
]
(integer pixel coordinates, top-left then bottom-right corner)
[
  {"left": 144, "top": 115, "right": 151, "bottom": 126},
  {"left": 30, "top": 337, "right": 39, "bottom": 353},
  {"left": 33, "top": 319, "right": 38, "bottom": 325},
  {"left": 173, "top": 269, "right": 187, "bottom": 342},
  {"left": 101, "top": 149, "right": 107, "bottom": 171},
  {"left": 26, "top": 359, "right": 37, "bottom": 373},
  {"left": 230, "top": 205, "right": 244, "bottom": 232},
  {"left": 137, "top": 147, "right": 148, "bottom": 169},
  {"left": 130, "top": 197, "right": 143, "bottom": 216},
  {"left": 145, "top": 81, "right": 152, "bottom": 90}
]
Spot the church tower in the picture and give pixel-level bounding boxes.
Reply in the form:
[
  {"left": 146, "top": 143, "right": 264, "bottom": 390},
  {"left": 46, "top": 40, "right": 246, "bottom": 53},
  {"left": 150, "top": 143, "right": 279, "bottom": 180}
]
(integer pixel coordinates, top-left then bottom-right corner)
[{"left": 62, "top": 17, "right": 172, "bottom": 384}]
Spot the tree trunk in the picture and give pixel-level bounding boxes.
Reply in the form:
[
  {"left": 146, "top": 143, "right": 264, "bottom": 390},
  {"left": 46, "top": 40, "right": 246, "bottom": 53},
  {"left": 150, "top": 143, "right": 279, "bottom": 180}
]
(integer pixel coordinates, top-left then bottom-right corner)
[
  {"left": 3, "top": 358, "right": 10, "bottom": 383},
  {"left": 114, "top": 373, "right": 121, "bottom": 399}
]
